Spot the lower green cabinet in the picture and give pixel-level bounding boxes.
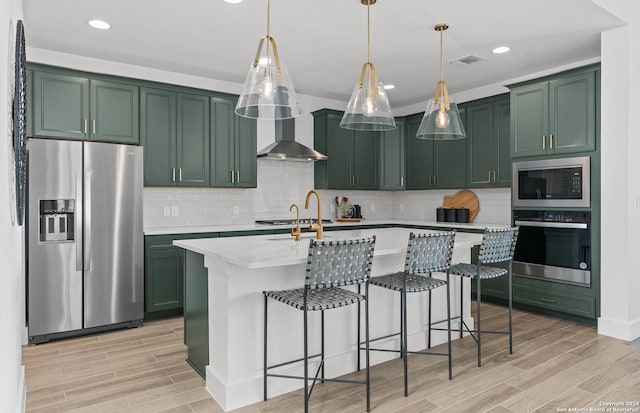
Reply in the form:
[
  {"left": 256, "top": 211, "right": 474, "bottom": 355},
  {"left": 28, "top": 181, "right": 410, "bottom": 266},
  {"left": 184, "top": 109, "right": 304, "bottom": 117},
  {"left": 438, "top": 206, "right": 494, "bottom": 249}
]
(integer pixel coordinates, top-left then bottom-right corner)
[
  {"left": 512, "top": 277, "right": 596, "bottom": 319},
  {"left": 184, "top": 251, "right": 209, "bottom": 379},
  {"left": 144, "top": 235, "right": 185, "bottom": 316}
]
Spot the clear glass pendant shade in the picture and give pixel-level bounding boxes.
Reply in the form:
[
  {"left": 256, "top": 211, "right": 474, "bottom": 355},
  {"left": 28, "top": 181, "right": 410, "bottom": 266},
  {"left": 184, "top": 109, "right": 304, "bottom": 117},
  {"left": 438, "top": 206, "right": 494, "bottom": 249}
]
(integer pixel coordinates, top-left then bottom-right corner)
[
  {"left": 341, "top": 80, "right": 396, "bottom": 131},
  {"left": 416, "top": 97, "right": 466, "bottom": 140},
  {"left": 236, "top": 58, "right": 302, "bottom": 119}
]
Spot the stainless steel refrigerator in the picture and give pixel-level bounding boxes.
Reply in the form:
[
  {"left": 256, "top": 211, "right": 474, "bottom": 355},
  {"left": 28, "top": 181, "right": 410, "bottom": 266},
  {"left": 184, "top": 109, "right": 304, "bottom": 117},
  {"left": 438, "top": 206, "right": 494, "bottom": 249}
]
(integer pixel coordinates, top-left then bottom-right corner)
[{"left": 27, "top": 138, "right": 144, "bottom": 344}]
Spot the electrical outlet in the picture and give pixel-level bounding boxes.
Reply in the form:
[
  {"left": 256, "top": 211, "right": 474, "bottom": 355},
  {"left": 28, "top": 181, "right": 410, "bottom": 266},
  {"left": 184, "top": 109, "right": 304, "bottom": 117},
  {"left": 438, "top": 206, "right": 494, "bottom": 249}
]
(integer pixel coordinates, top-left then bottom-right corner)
[
  {"left": 370, "top": 204, "right": 375, "bottom": 212},
  {"left": 163, "top": 206, "right": 170, "bottom": 217},
  {"left": 399, "top": 204, "right": 405, "bottom": 212},
  {"left": 233, "top": 205, "right": 240, "bottom": 215},
  {"left": 171, "top": 206, "right": 179, "bottom": 216}
]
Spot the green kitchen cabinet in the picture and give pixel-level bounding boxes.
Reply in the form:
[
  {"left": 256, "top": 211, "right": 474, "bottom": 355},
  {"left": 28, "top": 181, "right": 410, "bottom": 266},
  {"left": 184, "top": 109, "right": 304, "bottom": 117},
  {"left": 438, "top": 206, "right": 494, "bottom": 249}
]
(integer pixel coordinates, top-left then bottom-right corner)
[
  {"left": 512, "top": 276, "right": 596, "bottom": 320},
  {"left": 184, "top": 251, "right": 209, "bottom": 379},
  {"left": 510, "top": 66, "right": 597, "bottom": 158},
  {"left": 465, "top": 94, "right": 511, "bottom": 187},
  {"left": 210, "top": 96, "right": 257, "bottom": 188},
  {"left": 32, "top": 69, "right": 139, "bottom": 143},
  {"left": 378, "top": 118, "right": 405, "bottom": 190},
  {"left": 313, "top": 109, "right": 378, "bottom": 190},
  {"left": 405, "top": 112, "right": 467, "bottom": 190},
  {"left": 144, "top": 235, "right": 185, "bottom": 315},
  {"left": 140, "top": 87, "right": 209, "bottom": 186}
]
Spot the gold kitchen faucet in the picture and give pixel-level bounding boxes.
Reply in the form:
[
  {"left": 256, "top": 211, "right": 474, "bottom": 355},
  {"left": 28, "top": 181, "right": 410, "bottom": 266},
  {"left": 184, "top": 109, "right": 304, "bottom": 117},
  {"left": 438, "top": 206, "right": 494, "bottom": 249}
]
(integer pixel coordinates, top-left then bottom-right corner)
[{"left": 304, "top": 190, "right": 323, "bottom": 240}]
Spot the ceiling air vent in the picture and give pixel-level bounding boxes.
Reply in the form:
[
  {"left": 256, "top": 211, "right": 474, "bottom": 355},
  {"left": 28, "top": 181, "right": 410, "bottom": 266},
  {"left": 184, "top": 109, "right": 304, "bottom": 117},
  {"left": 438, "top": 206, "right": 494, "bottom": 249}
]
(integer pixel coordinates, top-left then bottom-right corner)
[{"left": 449, "top": 55, "right": 484, "bottom": 66}]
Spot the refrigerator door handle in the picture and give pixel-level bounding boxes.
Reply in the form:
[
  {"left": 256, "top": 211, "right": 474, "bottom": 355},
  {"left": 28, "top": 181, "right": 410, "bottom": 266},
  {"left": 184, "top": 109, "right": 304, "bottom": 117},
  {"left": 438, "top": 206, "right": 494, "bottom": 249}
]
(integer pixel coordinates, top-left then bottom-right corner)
[
  {"left": 75, "top": 171, "right": 83, "bottom": 272},
  {"left": 84, "top": 171, "right": 92, "bottom": 271}
]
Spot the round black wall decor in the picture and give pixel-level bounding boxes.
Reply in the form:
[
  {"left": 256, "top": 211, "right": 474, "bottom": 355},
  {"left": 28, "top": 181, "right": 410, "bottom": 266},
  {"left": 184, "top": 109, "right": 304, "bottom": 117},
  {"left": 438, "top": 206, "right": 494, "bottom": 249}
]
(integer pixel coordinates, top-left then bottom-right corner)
[{"left": 13, "top": 19, "right": 27, "bottom": 226}]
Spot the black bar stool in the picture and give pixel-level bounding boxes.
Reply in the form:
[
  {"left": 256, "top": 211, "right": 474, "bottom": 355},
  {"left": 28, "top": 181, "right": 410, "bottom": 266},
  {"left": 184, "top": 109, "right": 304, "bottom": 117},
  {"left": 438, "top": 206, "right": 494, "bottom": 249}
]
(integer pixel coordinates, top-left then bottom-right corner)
[
  {"left": 447, "top": 227, "right": 519, "bottom": 367},
  {"left": 365, "top": 231, "right": 455, "bottom": 397},
  {"left": 263, "top": 236, "right": 376, "bottom": 413}
]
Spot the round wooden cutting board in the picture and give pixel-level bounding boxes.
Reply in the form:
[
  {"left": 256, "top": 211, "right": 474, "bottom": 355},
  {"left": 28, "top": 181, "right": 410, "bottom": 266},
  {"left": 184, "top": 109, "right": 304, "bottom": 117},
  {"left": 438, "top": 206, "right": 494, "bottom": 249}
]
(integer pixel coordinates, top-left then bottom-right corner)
[{"left": 442, "top": 189, "right": 480, "bottom": 222}]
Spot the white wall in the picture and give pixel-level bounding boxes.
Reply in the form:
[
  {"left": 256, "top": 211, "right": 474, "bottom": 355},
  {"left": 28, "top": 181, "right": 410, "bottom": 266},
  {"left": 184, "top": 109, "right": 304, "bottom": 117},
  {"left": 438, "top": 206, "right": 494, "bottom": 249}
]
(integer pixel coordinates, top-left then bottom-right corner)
[
  {"left": 0, "top": 0, "right": 26, "bottom": 412},
  {"left": 592, "top": 0, "right": 640, "bottom": 341}
]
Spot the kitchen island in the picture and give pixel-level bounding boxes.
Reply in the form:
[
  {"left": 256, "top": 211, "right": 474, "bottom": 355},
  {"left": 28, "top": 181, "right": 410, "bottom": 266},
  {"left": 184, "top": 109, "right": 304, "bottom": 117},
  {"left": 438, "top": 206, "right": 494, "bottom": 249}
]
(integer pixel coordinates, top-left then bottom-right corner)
[{"left": 174, "top": 227, "right": 484, "bottom": 412}]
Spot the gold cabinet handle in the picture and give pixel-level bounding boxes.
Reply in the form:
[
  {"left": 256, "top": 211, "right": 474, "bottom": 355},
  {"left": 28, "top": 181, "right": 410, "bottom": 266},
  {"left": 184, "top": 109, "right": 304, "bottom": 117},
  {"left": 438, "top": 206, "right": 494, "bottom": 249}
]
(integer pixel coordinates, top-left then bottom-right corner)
[
  {"left": 542, "top": 135, "right": 546, "bottom": 150},
  {"left": 493, "top": 170, "right": 496, "bottom": 183},
  {"left": 540, "top": 297, "right": 557, "bottom": 304},
  {"left": 83, "top": 119, "right": 88, "bottom": 135},
  {"left": 488, "top": 170, "right": 491, "bottom": 182},
  {"left": 179, "top": 168, "right": 183, "bottom": 182},
  {"left": 400, "top": 176, "right": 404, "bottom": 187},
  {"left": 172, "top": 167, "right": 176, "bottom": 182},
  {"left": 550, "top": 134, "right": 554, "bottom": 149},
  {"left": 236, "top": 170, "right": 240, "bottom": 183},
  {"left": 231, "top": 170, "right": 235, "bottom": 184},
  {"left": 92, "top": 119, "right": 96, "bottom": 135}
]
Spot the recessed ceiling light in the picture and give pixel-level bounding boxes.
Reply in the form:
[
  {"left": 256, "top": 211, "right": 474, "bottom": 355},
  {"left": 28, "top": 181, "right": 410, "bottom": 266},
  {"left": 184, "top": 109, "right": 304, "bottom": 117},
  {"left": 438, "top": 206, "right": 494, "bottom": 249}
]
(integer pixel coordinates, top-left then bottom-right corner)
[
  {"left": 88, "top": 19, "right": 111, "bottom": 30},
  {"left": 492, "top": 46, "right": 510, "bottom": 54},
  {"left": 383, "top": 84, "right": 395, "bottom": 90},
  {"left": 224, "top": 0, "right": 243, "bottom": 3}
]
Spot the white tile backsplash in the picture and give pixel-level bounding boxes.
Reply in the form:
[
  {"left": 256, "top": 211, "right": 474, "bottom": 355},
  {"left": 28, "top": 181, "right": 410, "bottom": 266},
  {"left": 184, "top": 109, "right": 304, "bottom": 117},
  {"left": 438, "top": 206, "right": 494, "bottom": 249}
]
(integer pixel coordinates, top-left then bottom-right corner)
[{"left": 144, "top": 160, "right": 512, "bottom": 229}]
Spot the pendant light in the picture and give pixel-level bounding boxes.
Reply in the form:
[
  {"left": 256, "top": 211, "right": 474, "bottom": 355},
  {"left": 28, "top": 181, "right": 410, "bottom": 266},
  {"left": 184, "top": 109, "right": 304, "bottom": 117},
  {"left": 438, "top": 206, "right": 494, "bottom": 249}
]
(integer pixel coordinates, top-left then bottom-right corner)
[
  {"left": 416, "top": 24, "right": 466, "bottom": 140},
  {"left": 340, "top": 0, "right": 395, "bottom": 131},
  {"left": 235, "top": 0, "right": 302, "bottom": 119}
]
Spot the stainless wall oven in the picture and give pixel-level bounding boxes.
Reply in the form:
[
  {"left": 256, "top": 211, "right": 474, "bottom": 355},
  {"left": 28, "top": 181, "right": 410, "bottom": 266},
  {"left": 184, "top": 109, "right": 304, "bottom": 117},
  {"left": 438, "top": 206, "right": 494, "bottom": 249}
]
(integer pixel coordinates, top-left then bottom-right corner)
[
  {"left": 512, "top": 156, "right": 590, "bottom": 208},
  {"left": 513, "top": 210, "right": 591, "bottom": 286}
]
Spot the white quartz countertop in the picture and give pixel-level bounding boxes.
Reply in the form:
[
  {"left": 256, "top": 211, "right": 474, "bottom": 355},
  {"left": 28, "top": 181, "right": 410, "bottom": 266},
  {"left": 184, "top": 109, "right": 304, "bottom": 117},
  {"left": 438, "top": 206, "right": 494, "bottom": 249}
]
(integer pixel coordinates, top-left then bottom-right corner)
[
  {"left": 173, "top": 227, "right": 484, "bottom": 269},
  {"left": 146, "top": 218, "right": 506, "bottom": 236}
]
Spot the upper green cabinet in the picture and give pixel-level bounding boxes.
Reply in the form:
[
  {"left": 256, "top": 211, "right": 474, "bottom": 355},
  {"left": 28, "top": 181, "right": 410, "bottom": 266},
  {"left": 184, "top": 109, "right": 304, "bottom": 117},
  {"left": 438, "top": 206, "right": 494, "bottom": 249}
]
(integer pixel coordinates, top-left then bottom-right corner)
[
  {"left": 465, "top": 94, "right": 511, "bottom": 187},
  {"left": 510, "top": 66, "right": 597, "bottom": 158},
  {"left": 141, "top": 87, "right": 210, "bottom": 186},
  {"left": 313, "top": 109, "right": 378, "bottom": 190},
  {"left": 379, "top": 118, "right": 405, "bottom": 190},
  {"left": 405, "top": 113, "right": 467, "bottom": 190},
  {"left": 210, "top": 97, "right": 257, "bottom": 188},
  {"left": 32, "top": 69, "right": 139, "bottom": 144}
]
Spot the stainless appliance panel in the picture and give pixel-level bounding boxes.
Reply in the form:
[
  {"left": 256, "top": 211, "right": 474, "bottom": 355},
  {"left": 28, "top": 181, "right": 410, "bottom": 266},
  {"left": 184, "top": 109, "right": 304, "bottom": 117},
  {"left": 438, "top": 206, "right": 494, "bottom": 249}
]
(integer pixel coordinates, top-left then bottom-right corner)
[
  {"left": 83, "top": 142, "right": 144, "bottom": 329},
  {"left": 512, "top": 156, "right": 590, "bottom": 208},
  {"left": 28, "top": 139, "right": 84, "bottom": 337},
  {"left": 512, "top": 210, "right": 591, "bottom": 286}
]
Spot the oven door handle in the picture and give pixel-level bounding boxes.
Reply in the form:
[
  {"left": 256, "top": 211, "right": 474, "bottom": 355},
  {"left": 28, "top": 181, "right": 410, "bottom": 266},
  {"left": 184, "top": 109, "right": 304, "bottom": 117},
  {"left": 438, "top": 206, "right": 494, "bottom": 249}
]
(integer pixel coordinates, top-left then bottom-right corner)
[{"left": 514, "top": 220, "right": 588, "bottom": 230}]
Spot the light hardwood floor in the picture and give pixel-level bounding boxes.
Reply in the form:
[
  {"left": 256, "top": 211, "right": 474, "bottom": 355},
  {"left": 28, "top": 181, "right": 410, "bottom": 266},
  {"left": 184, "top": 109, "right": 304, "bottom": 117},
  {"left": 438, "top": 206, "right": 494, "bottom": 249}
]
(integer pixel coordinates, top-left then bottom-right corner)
[{"left": 24, "top": 302, "right": 640, "bottom": 413}]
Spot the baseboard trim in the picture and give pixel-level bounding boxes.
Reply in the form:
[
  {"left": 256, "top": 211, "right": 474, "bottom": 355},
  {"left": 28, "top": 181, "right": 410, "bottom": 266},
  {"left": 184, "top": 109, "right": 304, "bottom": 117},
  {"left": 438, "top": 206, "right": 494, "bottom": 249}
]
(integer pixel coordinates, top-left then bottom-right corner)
[
  {"left": 598, "top": 316, "right": 640, "bottom": 341},
  {"left": 17, "top": 365, "right": 26, "bottom": 413}
]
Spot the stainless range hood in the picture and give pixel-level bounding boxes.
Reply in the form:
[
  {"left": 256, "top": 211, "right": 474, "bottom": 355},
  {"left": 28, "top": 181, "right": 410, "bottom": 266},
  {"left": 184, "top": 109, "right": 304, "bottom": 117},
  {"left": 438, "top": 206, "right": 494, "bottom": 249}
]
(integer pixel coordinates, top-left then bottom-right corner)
[{"left": 257, "top": 119, "right": 327, "bottom": 161}]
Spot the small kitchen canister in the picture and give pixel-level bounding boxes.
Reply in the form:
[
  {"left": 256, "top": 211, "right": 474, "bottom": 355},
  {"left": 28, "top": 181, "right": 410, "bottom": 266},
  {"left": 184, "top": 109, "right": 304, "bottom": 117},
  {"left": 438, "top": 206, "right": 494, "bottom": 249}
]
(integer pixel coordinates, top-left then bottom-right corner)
[
  {"left": 445, "top": 208, "right": 457, "bottom": 222},
  {"left": 456, "top": 208, "right": 470, "bottom": 223},
  {"left": 436, "top": 207, "right": 446, "bottom": 222}
]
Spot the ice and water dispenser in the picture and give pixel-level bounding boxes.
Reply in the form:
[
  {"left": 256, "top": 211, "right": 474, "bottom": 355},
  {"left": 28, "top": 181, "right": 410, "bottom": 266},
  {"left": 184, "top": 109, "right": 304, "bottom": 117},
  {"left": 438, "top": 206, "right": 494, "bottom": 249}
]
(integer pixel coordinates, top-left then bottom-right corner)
[{"left": 39, "top": 200, "right": 75, "bottom": 243}]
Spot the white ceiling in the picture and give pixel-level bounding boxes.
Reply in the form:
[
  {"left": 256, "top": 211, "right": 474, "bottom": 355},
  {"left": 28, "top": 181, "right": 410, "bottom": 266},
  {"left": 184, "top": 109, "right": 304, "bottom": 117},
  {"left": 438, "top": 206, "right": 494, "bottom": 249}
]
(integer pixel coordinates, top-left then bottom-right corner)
[{"left": 23, "top": 0, "right": 623, "bottom": 107}]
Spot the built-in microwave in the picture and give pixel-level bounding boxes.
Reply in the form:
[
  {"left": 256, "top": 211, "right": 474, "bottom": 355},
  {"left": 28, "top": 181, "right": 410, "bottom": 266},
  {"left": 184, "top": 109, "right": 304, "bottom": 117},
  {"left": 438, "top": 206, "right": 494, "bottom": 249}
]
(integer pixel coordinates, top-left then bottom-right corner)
[{"left": 512, "top": 156, "right": 590, "bottom": 208}]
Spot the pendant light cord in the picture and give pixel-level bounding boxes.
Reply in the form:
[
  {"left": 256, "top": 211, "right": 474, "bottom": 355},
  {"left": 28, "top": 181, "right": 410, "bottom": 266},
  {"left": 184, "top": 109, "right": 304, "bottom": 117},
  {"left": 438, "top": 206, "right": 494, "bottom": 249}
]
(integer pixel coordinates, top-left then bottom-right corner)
[
  {"left": 266, "top": 0, "right": 271, "bottom": 63},
  {"left": 439, "top": 27, "right": 444, "bottom": 84}
]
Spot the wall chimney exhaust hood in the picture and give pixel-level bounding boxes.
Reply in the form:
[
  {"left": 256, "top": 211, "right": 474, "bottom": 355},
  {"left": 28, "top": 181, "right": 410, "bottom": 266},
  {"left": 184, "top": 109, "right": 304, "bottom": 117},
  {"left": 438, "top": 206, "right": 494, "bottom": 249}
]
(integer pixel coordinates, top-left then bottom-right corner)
[{"left": 257, "top": 119, "right": 327, "bottom": 161}]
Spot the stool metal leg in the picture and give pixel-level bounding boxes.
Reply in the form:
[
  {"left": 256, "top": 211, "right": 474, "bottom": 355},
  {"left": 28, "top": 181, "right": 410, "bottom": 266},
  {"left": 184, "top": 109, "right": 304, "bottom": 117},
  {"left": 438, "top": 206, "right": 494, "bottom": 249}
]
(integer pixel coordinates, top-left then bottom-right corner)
[
  {"left": 446, "top": 271, "right": 452, "bottom": 380},
  {"left": 399, "top": 292, "right": 405, "bottom": 360},
  {"left": 365, "top": 283, "right": 371, "bottom": 412},
  {"left": 460, "top": 277, "right": 464, "bottom": 339},
  {"left": 303, "top": 300, "right": 309, "bottom": 413},
  {"left": 321, "top": 310, "right": 325, "bottom": 382},
  {"left": 357, "top": 284, "right": 361, "bottom": 371},
  {"left": 263, "top": 295, "right": 268, "bottom": 401},
  {"left": 508, "top": 262, "right": 513, "bottom": 354},
  {"left": 476, "top": 275, "right": 482, "bottom": 367},
  {"left": 427, "top": 289, "right": 432, "bottom": 349},
  {"left": 402, "top": 288, "right": 408, "bottom": 397}
]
